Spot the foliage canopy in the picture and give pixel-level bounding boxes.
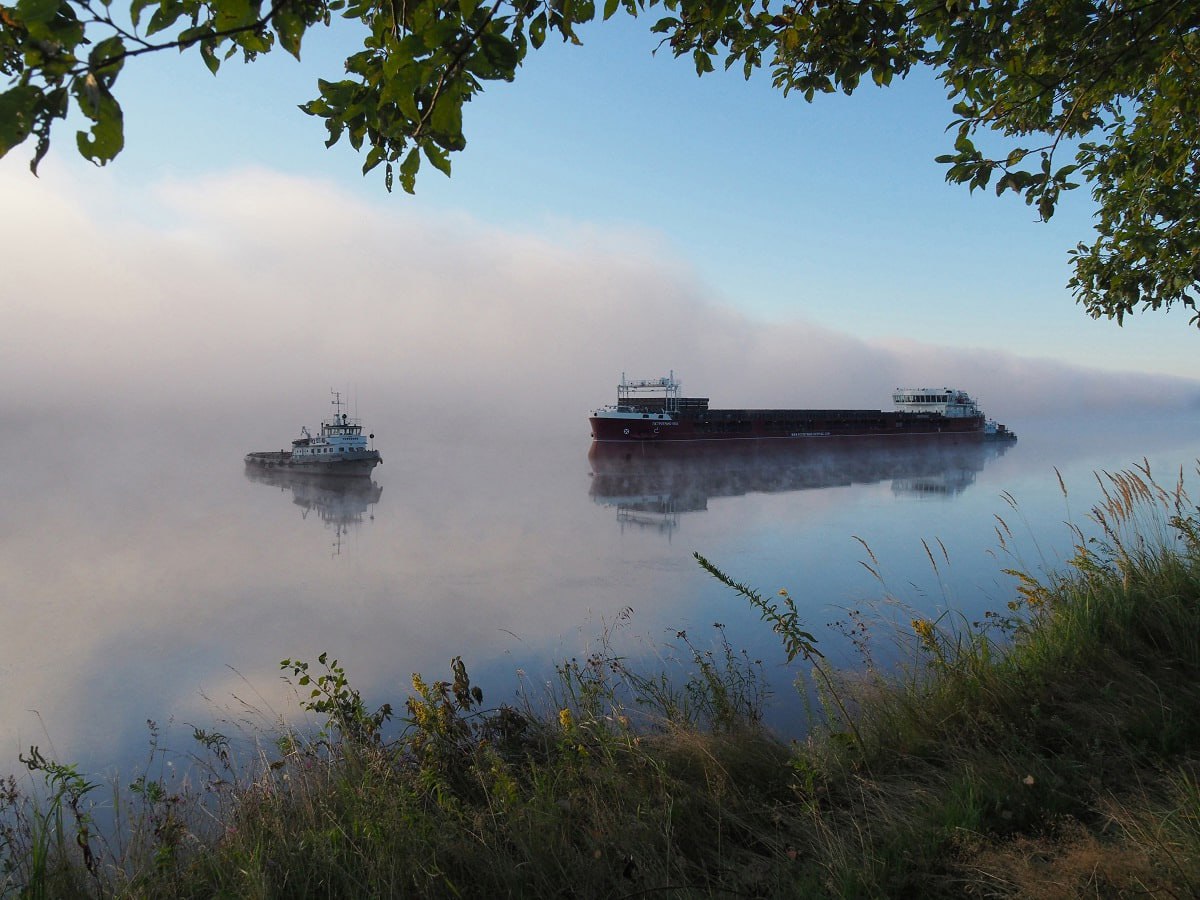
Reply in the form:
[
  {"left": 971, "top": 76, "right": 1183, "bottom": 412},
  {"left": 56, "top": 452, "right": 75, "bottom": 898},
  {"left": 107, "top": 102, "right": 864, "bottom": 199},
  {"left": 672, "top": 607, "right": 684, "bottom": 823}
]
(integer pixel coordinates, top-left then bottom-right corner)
[{"left": 1, "top": 0, "right": 1197, "bottom": 324}]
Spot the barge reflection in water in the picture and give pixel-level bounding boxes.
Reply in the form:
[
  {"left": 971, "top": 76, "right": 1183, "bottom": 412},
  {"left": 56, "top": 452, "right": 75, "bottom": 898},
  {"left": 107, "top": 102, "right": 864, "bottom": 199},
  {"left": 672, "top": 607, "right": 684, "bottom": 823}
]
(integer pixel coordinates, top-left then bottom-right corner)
[{"left": 587, "top": 438, "right": 1014, "bottom": 535}]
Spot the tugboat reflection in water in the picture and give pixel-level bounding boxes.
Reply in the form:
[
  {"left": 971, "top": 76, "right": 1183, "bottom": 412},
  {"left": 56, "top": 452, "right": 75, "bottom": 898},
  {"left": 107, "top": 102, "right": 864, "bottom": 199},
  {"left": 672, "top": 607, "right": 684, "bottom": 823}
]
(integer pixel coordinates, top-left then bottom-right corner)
[{"left": 244, "top": 467, "right": 383, "bottom": 555}]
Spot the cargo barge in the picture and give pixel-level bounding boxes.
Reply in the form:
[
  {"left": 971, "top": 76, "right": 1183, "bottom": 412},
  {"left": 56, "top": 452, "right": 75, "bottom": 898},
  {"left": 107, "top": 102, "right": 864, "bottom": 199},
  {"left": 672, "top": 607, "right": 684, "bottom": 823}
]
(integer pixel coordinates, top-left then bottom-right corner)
[
  {"left": 589, "top": 373, "right": 1015, "bottom": 444},
  {"left": 245, "top": 392, "right": 382, "bottom": 476}
]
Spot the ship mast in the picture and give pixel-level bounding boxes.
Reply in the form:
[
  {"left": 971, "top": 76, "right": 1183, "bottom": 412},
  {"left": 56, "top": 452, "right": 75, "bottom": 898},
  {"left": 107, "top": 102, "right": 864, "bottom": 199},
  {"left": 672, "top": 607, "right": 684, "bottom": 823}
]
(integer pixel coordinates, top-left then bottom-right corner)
[{"left": 617, "top": 371, "right": 682, "bottom": 414}]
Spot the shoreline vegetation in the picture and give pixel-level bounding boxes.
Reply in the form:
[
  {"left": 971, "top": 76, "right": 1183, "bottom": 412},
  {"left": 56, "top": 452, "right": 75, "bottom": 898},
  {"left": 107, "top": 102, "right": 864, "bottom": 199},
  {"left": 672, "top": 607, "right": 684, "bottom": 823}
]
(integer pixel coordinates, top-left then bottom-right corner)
[{"left": 3, "top": 463, "right": 1199, "bottom": 898}]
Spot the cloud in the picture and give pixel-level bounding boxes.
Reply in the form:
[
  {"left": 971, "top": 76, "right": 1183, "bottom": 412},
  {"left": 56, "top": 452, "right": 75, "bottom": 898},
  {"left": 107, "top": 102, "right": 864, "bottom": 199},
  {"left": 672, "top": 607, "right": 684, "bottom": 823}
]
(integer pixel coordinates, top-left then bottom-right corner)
[{"left": 2, "top": 162, "right": 1196, "bottom": 430}]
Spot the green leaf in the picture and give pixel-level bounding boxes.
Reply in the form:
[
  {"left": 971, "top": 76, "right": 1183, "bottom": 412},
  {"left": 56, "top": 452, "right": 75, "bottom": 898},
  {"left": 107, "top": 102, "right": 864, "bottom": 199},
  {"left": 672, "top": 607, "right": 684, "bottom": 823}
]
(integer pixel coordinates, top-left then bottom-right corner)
[
  {"left": 0, "top": 86, "right": 40, "bottom": 156},
  {"left": 530, "top": 13, "right": 547, "bottom": 49},
  {"left": 200, "top": 40, "right": 221, "bottom": 74},
  {"left": 603, "top": 0, "right": 618, "bottom": 20},
  {"left": 147, "top": 2, "right": 187, "bottom": 37},
  {"left": 423, "top": 140, "right": 451, "bottom": 176},
  {"left": 88, "top": 36, "right": 126, "bottom": 85},
  {"left": 214, "top": 0, "right": 257, "bottom": 32},
  {"left": 15, "top": 0, "right": 62, "bottom": 26},
  {"left": 479, "top": 33, "right": 518, "bottom": 73},
  {"left": 74, "top": 85, "right": 124, "bottom": 164},
  {"left": 429, "top": 94, "right": 463, "bottom": 138},
  {"left": 362, "top": 143, "right": 384, "bottom": 174},
  {"left": 129, "top": 0, "right": 155, "bottom": 28},
  {"left": 274, "top": 9, "right": 305, "bottom": 59},
  {"left": 177, "top": 25, "right": 212, "bottom": 48}
]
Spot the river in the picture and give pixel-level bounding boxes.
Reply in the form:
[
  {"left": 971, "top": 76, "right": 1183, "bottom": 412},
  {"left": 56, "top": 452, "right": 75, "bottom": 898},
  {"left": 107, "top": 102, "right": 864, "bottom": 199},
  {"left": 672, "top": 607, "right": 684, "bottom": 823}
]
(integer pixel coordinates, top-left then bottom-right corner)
[{"left": 2, "top": 400, "right": 1198, "bottom": 777}]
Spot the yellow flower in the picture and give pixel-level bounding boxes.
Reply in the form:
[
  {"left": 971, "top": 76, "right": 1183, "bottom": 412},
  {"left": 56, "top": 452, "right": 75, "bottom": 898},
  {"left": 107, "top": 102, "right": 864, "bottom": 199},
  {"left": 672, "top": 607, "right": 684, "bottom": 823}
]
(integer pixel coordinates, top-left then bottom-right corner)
[
  {"left": 911, "top": 618, "right": 938, "bottom": 651},
  {"left": 558, "top": 708, "right": 574, "bottom": 731}
]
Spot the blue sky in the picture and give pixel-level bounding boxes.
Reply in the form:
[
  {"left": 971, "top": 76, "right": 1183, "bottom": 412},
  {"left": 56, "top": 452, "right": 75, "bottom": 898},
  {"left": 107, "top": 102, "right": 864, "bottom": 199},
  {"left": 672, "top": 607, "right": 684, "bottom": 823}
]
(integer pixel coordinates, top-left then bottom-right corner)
[{"left": 7, "top": 12, "right": 1199, "bottom": 382}]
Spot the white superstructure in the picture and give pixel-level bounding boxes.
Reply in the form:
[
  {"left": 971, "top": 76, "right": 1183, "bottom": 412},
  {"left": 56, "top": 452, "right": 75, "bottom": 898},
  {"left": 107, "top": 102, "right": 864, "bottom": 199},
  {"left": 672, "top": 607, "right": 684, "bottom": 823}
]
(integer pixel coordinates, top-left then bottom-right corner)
[
  {"left": 290, "top": 392, "right": 374, "bottom": 461},
  {"left": 892, "top": 388, "right": 981, "bottom": 419},
  {"left": 592, "top": 371, "right": 682, "bottom": 421}
]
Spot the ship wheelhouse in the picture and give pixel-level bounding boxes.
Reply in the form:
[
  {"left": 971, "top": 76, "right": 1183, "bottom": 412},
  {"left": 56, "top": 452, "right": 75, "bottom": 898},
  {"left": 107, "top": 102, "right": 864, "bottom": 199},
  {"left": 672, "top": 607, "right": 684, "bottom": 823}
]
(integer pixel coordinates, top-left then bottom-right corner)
[
  {"left": 892, "top": 388, "right": 981, "bottom": 419},
  {"left": 593, "top": 372, "right": 688, "bottom": 421},
  {"left": 287, "top": 397, "right": 377, "bottom": 463}
]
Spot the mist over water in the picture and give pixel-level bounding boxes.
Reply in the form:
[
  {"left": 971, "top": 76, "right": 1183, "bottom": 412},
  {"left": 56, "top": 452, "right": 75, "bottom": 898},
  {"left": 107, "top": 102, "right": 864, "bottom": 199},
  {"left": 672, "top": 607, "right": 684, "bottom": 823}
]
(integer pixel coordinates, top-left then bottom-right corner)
[
  {"left": 4, "top": 391, "right": 1199, "bottom": 775},
  {"left": 3, "top": 164, "right": 1200, "bottom": 775}
]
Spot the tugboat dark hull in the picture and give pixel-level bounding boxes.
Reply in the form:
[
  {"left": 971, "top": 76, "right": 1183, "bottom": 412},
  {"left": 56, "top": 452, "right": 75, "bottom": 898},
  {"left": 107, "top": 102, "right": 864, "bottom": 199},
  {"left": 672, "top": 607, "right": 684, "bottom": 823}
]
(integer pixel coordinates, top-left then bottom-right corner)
[{"left": 244, "top": 451, "right": 381, "bottom": 476}]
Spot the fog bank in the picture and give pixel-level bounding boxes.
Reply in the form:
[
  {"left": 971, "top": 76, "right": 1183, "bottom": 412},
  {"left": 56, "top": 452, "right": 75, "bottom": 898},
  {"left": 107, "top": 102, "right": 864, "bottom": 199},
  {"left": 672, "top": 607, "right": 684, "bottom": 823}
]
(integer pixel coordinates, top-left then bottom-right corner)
[{"left": 3, "top": 164, "right": 1196, "bottom": 433}]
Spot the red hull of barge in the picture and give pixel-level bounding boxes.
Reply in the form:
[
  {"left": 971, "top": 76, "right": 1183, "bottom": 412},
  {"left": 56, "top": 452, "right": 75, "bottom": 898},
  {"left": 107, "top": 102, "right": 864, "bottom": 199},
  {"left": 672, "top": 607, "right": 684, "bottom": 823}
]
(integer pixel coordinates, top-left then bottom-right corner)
[{"left": 589, "top": 412, "right": 986, "bottom": 444}]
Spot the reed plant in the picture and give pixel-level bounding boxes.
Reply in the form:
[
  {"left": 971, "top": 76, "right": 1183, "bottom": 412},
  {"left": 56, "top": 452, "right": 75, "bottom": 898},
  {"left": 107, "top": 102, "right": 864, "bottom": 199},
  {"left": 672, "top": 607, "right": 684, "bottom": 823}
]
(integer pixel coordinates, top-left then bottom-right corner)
[{"left": 2, "top": 461, "right": 1199, "bottom": 897}]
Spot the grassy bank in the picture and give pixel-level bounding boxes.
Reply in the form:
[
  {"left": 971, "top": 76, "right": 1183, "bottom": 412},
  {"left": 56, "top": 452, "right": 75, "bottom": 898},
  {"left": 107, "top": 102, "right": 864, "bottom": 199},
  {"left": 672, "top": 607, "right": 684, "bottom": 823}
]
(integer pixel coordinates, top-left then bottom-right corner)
[{"left": 4, "top": 463, "right": 1200, "bottom": 898}]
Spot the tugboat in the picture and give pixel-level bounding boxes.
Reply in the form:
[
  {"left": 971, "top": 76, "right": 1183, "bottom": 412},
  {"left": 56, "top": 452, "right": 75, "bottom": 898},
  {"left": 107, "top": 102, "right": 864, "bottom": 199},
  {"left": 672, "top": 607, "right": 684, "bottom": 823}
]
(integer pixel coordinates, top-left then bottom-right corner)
[
  {"left": 245, "top": 392, "right": 382, "bottom": 476},
  {"left": 589, "top": 373, "right": 1016, "bottom": 444}
]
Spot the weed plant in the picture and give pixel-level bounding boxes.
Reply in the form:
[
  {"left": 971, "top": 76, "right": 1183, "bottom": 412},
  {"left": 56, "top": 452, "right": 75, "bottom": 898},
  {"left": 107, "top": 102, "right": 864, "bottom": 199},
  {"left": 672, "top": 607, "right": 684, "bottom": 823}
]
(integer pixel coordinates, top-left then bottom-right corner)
[{"left": 2, "top": 462, "right": 1199, "bottom": 897}]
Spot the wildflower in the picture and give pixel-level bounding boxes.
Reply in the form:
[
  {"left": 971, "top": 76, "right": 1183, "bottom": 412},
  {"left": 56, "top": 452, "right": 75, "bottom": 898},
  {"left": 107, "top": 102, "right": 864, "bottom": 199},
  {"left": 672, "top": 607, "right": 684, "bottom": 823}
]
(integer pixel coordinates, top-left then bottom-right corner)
[
  {"left": 558, "top": 708, "right": 574, "bottom": 731},
  {"left": 911, "top": 618, "right": 938, "bottom": 651},
  {"left": 1023, "top": 774, "right": 1035, "bottom": 786},
  {"left": 412, "top": 704, "right": 430, "bottom": 728}
]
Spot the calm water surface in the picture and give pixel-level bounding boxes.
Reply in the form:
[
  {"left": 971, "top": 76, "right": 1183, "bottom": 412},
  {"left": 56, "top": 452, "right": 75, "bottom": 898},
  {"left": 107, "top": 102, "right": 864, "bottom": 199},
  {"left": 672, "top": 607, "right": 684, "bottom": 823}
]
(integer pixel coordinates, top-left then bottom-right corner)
[{"left": 3, "top": 403, "right": 1198, "bottom": 775}]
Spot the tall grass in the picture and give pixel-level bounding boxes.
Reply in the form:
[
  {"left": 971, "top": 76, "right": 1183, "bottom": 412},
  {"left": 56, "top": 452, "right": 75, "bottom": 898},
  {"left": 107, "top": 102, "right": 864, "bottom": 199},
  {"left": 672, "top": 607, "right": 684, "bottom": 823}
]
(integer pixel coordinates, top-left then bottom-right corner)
[{"left": 3, "top": 461, "right": 1199, "bottom": 898}]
